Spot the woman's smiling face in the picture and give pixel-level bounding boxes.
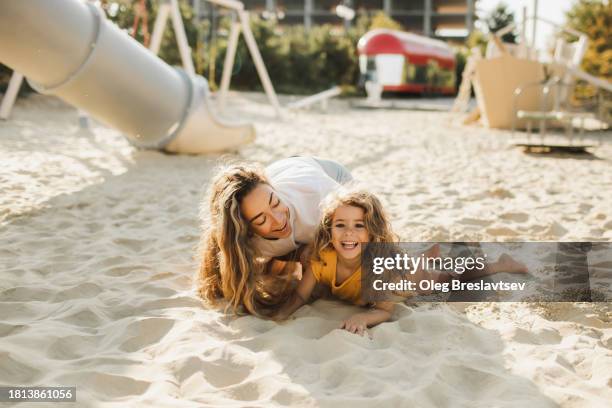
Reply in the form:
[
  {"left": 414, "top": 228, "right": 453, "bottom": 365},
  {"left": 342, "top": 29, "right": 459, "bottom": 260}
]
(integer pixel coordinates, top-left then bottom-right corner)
[
  {"left": 331, "top": 205, "right": 369, "bottom": 261},
  {"left": 240, "top": 183, "right": 292, "bottom": 239}
]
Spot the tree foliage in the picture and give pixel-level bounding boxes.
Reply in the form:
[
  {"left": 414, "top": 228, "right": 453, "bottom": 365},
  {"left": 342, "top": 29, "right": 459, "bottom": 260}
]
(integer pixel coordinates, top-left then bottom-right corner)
[
  {"left": 101, "top": 0, "right": 362, "bottom": 94},
  {"left": 486, "top": 3, "right": 517, "bottom": 43},
  {"left": 565, "top": 0, "right": 611, "bottom": 80},
  {"left": 369, "top": 11, "right": 403, "bottom": 31}
]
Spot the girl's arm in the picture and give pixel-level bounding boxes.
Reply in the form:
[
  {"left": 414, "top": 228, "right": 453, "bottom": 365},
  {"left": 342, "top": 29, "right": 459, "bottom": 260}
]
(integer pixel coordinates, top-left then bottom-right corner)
[
  {"left": 273, "top": 263, "right": 317, "bottom": 321},
  {"left": 340, "top": 301, "right": 394, "bottom": 336}
]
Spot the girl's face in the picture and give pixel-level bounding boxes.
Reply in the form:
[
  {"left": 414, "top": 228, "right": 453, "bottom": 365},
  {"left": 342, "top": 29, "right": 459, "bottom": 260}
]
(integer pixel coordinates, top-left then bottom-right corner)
[
  {"left": 240, "top": 183, "right": 292, "bottom": 239},
  {"left": 330, "top": 205, "right": 369, "bottom": 261}
]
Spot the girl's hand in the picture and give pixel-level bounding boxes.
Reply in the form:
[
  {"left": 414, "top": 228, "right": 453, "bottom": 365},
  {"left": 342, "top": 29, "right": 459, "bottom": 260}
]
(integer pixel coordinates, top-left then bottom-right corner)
[{"left": 340, "top": 314, "right": 369, "bottom": 336}]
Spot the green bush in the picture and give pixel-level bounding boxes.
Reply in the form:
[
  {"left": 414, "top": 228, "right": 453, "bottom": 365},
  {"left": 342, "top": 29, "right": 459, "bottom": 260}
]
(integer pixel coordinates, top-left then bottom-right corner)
[
  {"left": 562, "top": 0, "right": 611, "bottom": 101},
  {"left": 213, "top": 17, "right": 360, "bottom": 95},
  {"left": 107, "top": 1, "right": 364, "bottom": 94},
  {"left": 454, "top": 49, "right": 467, "bottom": 90},
  {"left": 102, "top": 0, "right": 362, "bottom": 94},
  {"left": 565, "top": 0, "right": 611, "bottom": 81},
  {"left": 369, "top": 11, "right": 403, "bottom": 31}
]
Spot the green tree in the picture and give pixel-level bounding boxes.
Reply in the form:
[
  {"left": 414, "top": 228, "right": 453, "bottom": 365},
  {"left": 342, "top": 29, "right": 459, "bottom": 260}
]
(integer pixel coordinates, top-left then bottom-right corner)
[
  {"left": 486, "top": 3, "right": 517, "bottom": 43},
  {"left": 102, "top": 0, "right": 204, "bottom": 73},
  {"left": 466, "top": 29, "right": 488, "bottom": 55},
  {"left": 369, "top": 11, "right": 403, "bottom": 31},
  {"left": 565, "top": 0, "right": 611, "bottom": 80}
]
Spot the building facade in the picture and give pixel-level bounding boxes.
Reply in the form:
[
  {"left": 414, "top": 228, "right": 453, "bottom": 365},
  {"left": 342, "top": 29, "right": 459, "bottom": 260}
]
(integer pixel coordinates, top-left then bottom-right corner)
[{"left": 193, "top": 1, "right": 477, "bottom": 40}]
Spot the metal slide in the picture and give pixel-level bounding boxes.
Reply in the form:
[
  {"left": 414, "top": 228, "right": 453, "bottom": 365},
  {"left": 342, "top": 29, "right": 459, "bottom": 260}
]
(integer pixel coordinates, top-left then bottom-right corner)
[{"left": 0, "top": 0, "right": 255, "bottom": 154}]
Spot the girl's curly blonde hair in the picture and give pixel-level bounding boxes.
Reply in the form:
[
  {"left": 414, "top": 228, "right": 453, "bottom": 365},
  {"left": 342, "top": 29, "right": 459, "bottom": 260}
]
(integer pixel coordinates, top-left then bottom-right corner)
[{"left": 312, "top": 188, "right": 397, "bottom": 261}]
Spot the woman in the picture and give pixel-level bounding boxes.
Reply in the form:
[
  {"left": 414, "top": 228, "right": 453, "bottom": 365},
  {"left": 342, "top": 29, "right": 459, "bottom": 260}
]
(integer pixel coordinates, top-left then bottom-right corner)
[{"left": 197, "top": 156, "right": 352, "bottom": 316}]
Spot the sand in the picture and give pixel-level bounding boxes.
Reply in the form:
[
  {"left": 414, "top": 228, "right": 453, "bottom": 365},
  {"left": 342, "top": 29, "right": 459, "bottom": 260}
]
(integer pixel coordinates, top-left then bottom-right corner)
[{"left": 0, "top": 92, "right": 610, "bottom": 407}]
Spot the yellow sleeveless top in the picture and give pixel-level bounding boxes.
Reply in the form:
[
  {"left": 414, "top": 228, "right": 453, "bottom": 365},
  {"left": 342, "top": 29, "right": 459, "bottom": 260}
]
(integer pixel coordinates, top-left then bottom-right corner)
[{"left": 310, "top": 249, "right": 362, "bottom": 305}]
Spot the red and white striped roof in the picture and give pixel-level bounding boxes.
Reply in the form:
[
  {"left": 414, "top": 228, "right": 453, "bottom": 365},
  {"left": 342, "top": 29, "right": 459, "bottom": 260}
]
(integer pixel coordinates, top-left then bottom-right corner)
[{"left": 357, "top": 29, "right": 456, "bottom": 67}]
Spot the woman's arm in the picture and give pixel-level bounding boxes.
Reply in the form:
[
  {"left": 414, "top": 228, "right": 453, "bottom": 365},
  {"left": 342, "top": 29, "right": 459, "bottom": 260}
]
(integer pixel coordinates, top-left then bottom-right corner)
[
  {"left": 273, "top": 263, "right": 317, "bottom": 321},
  {"left": 340, "top": 301, "right": 394, "bottom": 336}
]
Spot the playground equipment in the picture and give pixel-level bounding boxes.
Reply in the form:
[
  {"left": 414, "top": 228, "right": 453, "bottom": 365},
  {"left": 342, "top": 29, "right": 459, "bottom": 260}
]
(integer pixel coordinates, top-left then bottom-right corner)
[
  {"left": 453, "top": 11, "right": 612, "bottom": 128},
  {"left": 357, "top": 29, "right": 456, "bottom": 95},
  {"left": 451, "top": 47, "right": 481, "bottom": 113},
  {"left": 0, "top": 0, "right": 254, "bottom": 154},
  {"left": 0, "top": 72, "right": 24, "bottom": 121},
  {"left": 454, "top": 11, "right": 611, "bottom": 149},
  {"left": 149, "top": 0, "right": 196, "bottom": 76},
  {"left": 206, "top": 0, "right": 342, "bottom": 116},
  {"left": 207, "top": 0, "right": 282, "bottom": 116},
  {"left": 286, "top": 87, "right": 342, "bottom": 110}
]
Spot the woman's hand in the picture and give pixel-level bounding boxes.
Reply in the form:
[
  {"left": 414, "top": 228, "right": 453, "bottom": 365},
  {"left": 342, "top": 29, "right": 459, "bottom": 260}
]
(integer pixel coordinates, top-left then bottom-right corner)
[
  {"left": 298, "top": 245, "right": 313, "bottom": 270},
  {"left": 273, "top": 265, "right": 317, "bottom": 321},
  {"left": 292, "top": 262, "right": 303, "bottom": 280},
  {"left": 340, "top": 314, "right": 369, "bottom": 336}
]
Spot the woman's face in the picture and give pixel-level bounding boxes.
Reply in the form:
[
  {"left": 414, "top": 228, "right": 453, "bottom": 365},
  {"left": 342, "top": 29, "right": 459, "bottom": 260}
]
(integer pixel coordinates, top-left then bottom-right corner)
[
  {"left": 331, "top": 205, "right": 369, "bottom": 261},
  {"left": 240, "top": 183, "right": 292, "bottom": 239}
]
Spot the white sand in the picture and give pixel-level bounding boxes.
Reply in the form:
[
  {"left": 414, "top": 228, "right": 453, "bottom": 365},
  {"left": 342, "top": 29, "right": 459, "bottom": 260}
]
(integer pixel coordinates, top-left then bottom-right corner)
[{"left": 1, "top": 93, "right": 610, "bottom": 407}]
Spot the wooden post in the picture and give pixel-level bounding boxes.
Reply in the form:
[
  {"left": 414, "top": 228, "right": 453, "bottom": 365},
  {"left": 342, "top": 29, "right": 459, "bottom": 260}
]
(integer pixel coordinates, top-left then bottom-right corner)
[
  {"left": 238, "top": 10, "right": 282, "bottom": 117},
  {"left": 0, "top": 71, "right": 24, "bottom": 120},
  {"left": 207, "top": 0, "right": 282, "bottom": 117},
  {"left": 218, "top": 19, "right": 241, "bottom": 111},
  {"left": 149, "top": 1, "right": 171, "bottom": 55},
  {"left": 520, "top": 6, "right": 527, "bottom": 58},
  {"left": 149, "top": 0, "right": 195, "bottom": 76},
  {"left": 169, "top": 0, "right": 195, "bottom": 75},
  {"left": 531, "top": 0, "right": 538, "bottom": 49}
]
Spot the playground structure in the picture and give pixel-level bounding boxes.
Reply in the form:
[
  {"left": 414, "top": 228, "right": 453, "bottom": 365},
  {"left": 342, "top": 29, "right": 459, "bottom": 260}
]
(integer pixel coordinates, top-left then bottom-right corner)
[
  {"left": 0, "top": 0, "right": 344, "bottom": 149},
  {"left": 0, "top": 0, "right": 254, "bottom": 154},
  {"left": 453, "top": 11, "right": 611, "bottom": 150},
  {"left": 357, "top": 29, "right": 456, "bottom": 96},
  {"left": 208, "top": 0, "right": 340, "bottom": 114},
  {"left": 206, "top": 0, "right": 282, "bottom": 116}
]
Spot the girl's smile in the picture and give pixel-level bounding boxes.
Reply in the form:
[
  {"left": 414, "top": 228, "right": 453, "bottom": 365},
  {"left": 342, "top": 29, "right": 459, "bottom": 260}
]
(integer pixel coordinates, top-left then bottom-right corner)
[{"left": 331, "top": 205, "right": 369, "bottom": 261}]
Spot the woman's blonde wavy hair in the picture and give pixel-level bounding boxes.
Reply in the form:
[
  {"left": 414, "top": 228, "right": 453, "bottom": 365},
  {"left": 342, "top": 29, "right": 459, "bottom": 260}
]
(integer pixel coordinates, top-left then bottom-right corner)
[
  {"left": 196, "top": 163, "right": 292, "bottom": 317},
  {"left": 312, "top": 188, "right": 397, "bottom": 261}
]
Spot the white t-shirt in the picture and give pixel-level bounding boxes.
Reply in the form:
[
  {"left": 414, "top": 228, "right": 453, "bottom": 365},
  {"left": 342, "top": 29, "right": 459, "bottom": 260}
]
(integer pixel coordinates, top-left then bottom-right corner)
[{"left": 251, "top": 157, "right": 340, "bottom": 258}]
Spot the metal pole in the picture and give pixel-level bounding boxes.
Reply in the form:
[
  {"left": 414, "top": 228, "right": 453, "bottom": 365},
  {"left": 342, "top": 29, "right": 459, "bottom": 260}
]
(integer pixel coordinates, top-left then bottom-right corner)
[
  {"left": 521, "top": 6, "right": 528, "bottom": 58},
  {"left": 383, "top": 0, "right": 392, "bottom": 16},
  {"left": 344, "top": 0, "right": 352, "bottom": 31},
  {"left": 466, "top": 0, "right": 474, "bottom": 34},
  {"left": 304, "top": 0, "right": 312, "bottom": 32},
  {"left": 424, "top": 0, "right": 431, "bottom": 37},
  {"left": 192, "top": 0, "right": 200, "bottom": 21},
  {"left": 265, "top": 0, "right": 274, "bottom": 13},
  {"left": 531, "top": 0, "right": 538, "bottom": 49}
]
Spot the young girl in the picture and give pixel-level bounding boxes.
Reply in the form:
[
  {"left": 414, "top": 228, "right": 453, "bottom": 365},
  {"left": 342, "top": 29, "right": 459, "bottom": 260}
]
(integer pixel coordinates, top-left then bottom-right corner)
[
  {"left": 271, "top": 189, "right": 529, "bottom": 335},
  {"left": 274, "top": 189, "right": 397, "bottom": 336}
]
